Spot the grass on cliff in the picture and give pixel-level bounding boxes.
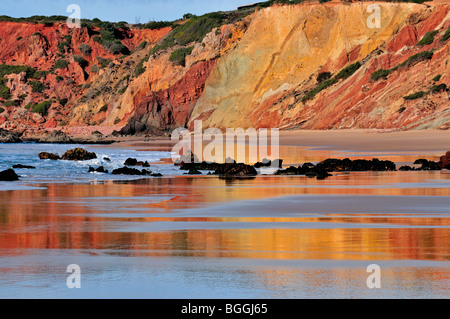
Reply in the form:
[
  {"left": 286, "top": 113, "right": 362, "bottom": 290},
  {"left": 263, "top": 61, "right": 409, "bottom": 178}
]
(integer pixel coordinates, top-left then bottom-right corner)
[
  {"left": 31, "top": 100, "right": 52, "bottom": 116},
  {"left": 417, "top": 30, "right": 438, "bottom": 46},
  {"left": 169, "top": 47, "right": 195, "bottom": 67},
  {"left": 403, "top": 91, "right": 426, "bottom": 100},
  {"left": 148, "top": 10, "right": 254, "bottom": 57},
  {"left": 403, "top": 83, "right": 447, "bottom": 100},
  {"left": 371, "top": 51, "right": 434, "bottom": 81},
  {"left": 441, "top": 26, "right": 450, "bottom": 42},
  {"left": 302, "top": 62, "right": 361, "bottom": 102}
]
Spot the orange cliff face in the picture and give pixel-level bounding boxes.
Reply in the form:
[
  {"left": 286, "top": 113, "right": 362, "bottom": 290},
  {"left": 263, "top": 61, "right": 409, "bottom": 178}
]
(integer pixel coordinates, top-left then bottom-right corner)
[
  {"left": 1, "top": 2, "right": 450, "bottom": 136},
  {"left": 189, "top": 2, "right": 450, "bottom": 131}
]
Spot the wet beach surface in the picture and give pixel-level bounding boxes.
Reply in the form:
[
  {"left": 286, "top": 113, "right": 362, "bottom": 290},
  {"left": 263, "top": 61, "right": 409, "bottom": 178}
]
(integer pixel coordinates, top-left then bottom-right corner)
[{"left": 0, "top": 140, "right": 449, "bottom": 298}]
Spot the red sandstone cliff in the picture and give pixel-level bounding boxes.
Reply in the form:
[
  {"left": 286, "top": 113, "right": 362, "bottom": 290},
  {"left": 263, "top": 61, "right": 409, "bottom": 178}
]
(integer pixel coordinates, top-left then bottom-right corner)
[{"left": 0, "top": 1, "right": 449, "bottom": 137}]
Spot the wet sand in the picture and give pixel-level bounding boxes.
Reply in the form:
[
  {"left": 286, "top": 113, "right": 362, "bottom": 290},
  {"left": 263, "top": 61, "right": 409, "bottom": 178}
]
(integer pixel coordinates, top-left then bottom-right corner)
[
  {"left": 1, "top": 170, "right": 450, "bottom": 298},
  {"left": 95, "top": 129, "right": 450, "bottom": 153}
]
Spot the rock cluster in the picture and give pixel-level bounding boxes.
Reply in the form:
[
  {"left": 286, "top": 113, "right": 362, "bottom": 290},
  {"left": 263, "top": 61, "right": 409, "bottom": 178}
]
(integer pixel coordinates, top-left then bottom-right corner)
[
  {"left": 61, "top": 148, "right": 97, "bottom": 161},
  {"left": 0, "top": 129, "right": 21, "bottom": 143},
  {"left": 89, "top": 166, "right": 108, "bottom": 174},
  {"left": 275, "top": 158, "right": 396, "bottom": 180},
  {"left": 124, "top": 158, "right": 150, "bottom": 167},
  {"left": 111, "top": 167, "right": 161, "bottom": 177}
]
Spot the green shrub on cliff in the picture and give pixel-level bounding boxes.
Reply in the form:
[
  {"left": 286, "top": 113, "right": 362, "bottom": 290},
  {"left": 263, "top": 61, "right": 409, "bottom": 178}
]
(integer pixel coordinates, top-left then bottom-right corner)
[
  {"left": 28, "top": 80, "right": 46, "bottom": 93},
  {"left": 432, "top": 74, "right": 442, "bottom": 82},
  {"left": 79, "top": 43, "right": 92, "bottom": 56},
  {"left": 0, "top": 85, "right": 11, "bottom": 99},
  {"left": 302, "top": 61, "right": 360, "bottom": 102},
  {"left": 403, "top": 91, "right": 426, "bottom": 100},
  {"left": 441, "top": 26, "right": 450, "bottom": 42},
  {"left": 4, "top": 99, "right": 20, "bottom": 107},
  {"left": 32, "top": 100, "right": 52, "bottom": 116},
  {"left": 417, "top": 30, "right": 438, "bottom": 46},
  {"left": 169, "top": 47, "right": 194, "bottom": 66},
  {"left": 57, "top": 41, "right": 70, "bottom": 53},
  {"left": 143, "top": 21, "right": 174, "bottom": 30},
  {"left": 54, "top": 59, "right": 69, "bottom": 69},
  {"left": 429, "top": 83, "right": 447, "bottom": 93},
  {"left": 335, "top": 62, "right": 361, "bottom": 81},
  {"left": 74, "top": 55, "right": 88, "bottom": 68},
  {"left": 372, "top": 51, "right": 434, "bottom": 81},
  {"left": 0, "top": 64, "right": 36, "bottom": 78},
  {"left": 371, "top": 69, "right": 391, "bottom": 81},
  {"left": 135, "top": 58, "right": 147, "bottom": 77}
]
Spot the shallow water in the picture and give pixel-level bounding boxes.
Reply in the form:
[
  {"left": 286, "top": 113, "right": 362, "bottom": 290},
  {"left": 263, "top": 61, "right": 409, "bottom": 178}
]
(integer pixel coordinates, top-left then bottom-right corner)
[{"left": 0, "top": 144, "right": 449, "bottom": 299}]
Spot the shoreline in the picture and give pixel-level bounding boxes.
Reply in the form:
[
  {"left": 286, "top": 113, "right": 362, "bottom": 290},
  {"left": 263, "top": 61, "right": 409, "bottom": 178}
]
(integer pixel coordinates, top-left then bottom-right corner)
[{"left": 89, "top": 129, "right": 450, "bottom": 156}]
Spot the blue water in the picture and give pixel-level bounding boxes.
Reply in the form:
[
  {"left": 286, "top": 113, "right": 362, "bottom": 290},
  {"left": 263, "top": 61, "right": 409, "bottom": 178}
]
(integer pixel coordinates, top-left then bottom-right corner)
[{"left": 0, "top": 143, "right": 183, "bottom": 189}]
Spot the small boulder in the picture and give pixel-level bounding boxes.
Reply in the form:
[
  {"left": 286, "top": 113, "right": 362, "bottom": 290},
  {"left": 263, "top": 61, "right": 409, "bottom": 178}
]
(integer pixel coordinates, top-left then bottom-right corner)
[
  {"left": 39, "top": 152, "right": 61, "bottom": 160},
  {"left": 0, "top": 169, "right": 19, "bottom": 181},
  {"left": 89, "top": 166, "right": 108, "bottom": 173},
  {"left": 124, "top": 158, "right": 150, "bottom": 167},
  {"left": 62, "top": 148, "right": 97, "bottom": 161}
]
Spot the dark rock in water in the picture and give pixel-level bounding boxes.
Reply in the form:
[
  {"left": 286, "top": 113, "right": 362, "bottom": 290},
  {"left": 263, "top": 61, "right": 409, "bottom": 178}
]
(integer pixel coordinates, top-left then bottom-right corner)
[
  {"left": 0, "top": 129, "right": 21, "bottom": 143},
  {"left": 214, "top": 163, "right": 258, "bottom": 176},
  {"left": 254, "top": 158, "right": 283, "bottom": 168},
  {"left": 40, "top": 130, "right": 72, "bottom": 143},
  {"left": 185, "top": 168, "right": 202, "bottom": 175},
  {"left": 417, "top": 160, "right": 441, "bottom": 171},
  {"left": 141, "top": 169, "right": 152, "bottom": 175},
  {"left": 124, "top": 158, "right": 150, "bottom": 167},
  {"left": 112, "top": 167, "right": 145, "bottom": 175},
  {"left": 306, "top": 168, "right": 332, "bottom": 180},
  {"left": 438, "top": 151, "right": 450, "bottom": 169},
  {"left": 0, "top": 169, "right": 19, "bottom": 181},
  {"left": 274, "top": 166, "right": 299, "bottom": 175},
  {"left": 124, "top": 158, "right": 138, "bottom": 166},
  {"left": 179, "top": 161, "right": 221, "bottom": 171},
  {"left": 315, "top": 158, "right": 396, "bottom": 172},
  {"left": 413, "top": 159, "right": 429, "bottom": 165},
  {"left": 151, "top": 173, "right": 163, "bottom": 177},
  {"left": 275, "top": 164, "right": 332, "bottom": 180},
  {"left": 62, "top": 148, "right": 97, "bottom": 161},
  {"left": 89, "top": 166, "right": 108, "bottom": 174},
  {"left": 12, "top": 164, "right": 36, "bottom": 169},
  {"left": 103, "top": 157, "right": 111, "bottom": 162},
  {"left": 399, "top": 165, "right": 414, "bottom": 171},
  {"left": 38, "top": 152, "right": 61, "bottom": 160}
]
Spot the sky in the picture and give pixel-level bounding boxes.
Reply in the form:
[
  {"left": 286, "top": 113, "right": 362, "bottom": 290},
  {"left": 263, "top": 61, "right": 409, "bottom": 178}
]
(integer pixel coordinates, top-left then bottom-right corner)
[{"left": 2, "top": 0, "right": 255, "bottom": 23}]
